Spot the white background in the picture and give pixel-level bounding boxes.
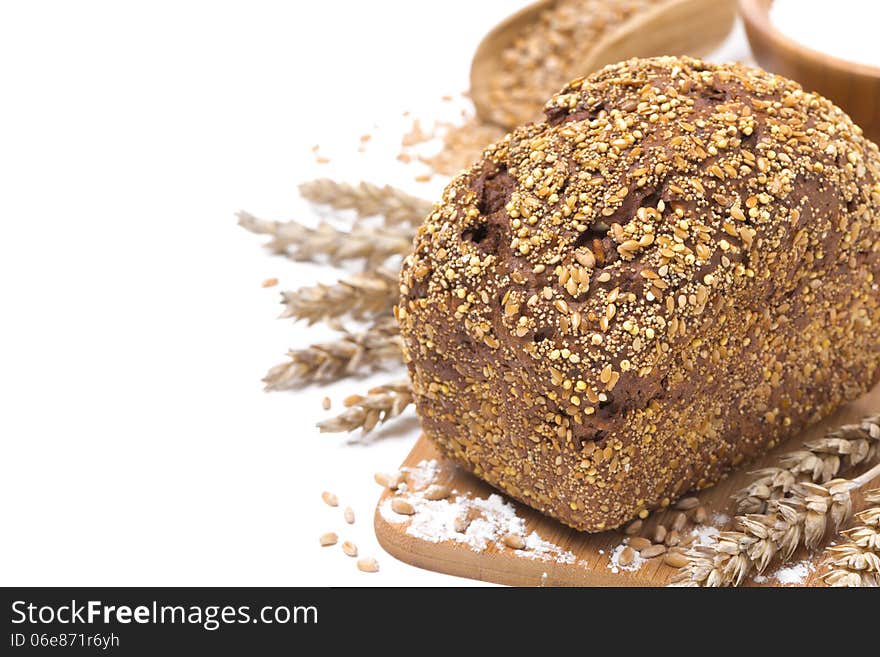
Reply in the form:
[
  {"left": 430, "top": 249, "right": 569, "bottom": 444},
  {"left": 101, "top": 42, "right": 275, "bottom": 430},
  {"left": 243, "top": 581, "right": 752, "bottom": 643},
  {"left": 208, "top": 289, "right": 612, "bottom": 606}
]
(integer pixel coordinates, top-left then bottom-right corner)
[{"left": 0, "top": 1, "right": 756, "bottom": 586}]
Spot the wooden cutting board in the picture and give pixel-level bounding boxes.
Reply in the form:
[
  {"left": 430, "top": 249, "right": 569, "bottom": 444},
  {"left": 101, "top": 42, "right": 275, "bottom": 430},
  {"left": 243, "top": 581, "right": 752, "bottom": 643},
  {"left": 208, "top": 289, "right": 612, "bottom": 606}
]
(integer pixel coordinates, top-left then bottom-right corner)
[{"left": 374, "top": 384, "right": 880, "bottom": 586}]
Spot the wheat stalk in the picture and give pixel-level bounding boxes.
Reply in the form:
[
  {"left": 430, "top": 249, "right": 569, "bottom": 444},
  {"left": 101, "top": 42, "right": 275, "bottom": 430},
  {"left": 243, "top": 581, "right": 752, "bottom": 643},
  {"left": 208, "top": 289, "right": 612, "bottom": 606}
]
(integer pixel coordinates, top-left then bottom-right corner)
[
  {"left": 298, "top": 179, "right": 432, "bottom": 227},
  {"left": 279, "top": 268, "right": 398, "bottom": 325},
  {"left": 735, "top": 415, "right": 880, "bottom": 514},
  {"left": 237, "top": 211, "right": 413, "bottom": 269},
  {"left": 821, "top": 489, "right": 880, "bottom": 587},
  {"left": 263, "top": 316, "right": 403, "bottom": 390},
  {"left": 672, "top": 462, "right": 880, "bottom": 587},
  {"left": 317, "top": 380, "right": 414, "bottom": 435}
]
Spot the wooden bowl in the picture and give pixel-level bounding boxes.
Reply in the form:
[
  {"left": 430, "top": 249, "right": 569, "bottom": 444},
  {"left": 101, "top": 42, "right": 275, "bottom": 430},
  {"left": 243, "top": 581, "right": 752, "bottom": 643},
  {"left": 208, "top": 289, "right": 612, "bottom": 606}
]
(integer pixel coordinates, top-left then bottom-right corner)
[{"left": 740, "top": 0, "right": 880, "bottom": 144}]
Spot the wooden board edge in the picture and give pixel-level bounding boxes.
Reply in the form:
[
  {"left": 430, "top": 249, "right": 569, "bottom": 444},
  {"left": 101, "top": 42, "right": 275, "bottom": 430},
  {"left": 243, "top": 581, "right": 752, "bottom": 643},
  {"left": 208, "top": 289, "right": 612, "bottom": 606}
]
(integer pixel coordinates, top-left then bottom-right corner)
[{"left": 374, "top": 492, "right": 664, "bottom": 587}]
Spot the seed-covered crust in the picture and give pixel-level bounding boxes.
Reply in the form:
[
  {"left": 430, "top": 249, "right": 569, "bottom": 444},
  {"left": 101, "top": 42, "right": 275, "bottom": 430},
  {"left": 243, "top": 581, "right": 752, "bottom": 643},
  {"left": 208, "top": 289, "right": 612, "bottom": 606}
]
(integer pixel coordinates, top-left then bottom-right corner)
[{"left": 398, "top": 57, "right": 880, "bottom": 532}]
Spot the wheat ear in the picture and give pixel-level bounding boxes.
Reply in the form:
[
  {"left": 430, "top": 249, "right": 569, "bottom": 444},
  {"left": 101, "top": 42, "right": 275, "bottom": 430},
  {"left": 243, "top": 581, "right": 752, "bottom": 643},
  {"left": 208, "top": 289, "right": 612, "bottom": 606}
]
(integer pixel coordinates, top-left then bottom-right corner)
[
  {"left": 673, "top": 461, "right": 880, "bottom": 587},
  {"left": 237, "top": 211, "right": 413, "bottom": 269},
  {"left": 821, "top": 489, "right": 880, "bottom": 587},
  {"left": 263, "top": 317, "right": 402, "bottom": 390},
  {"left": 317, "top": 380, "right": 414, "bottom": 435},
  {"left": 298, "top": 179, "right": 431, "bottom": 227},
  {"left": 279, "top": 268, "right": 397, "bottom": 325}
]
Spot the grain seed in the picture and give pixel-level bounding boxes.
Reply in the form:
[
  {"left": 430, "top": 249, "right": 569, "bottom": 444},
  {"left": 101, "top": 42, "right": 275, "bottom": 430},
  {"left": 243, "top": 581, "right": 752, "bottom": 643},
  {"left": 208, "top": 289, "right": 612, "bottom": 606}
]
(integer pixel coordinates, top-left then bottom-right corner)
[
  {"left": 663, "top": 551, "right": 689, "bottom": 568},
  {"left": 653, "top": 524, "right": 668, "bottom": 544},
  {"left": 618, "top": 546, "right": 635, "bottom": 566},
  {"left": 342, "top": 541, "right": 358, "bottom": 557},
  {"left": 319, "top": 532, "right": 337, "bottom": 547},
  {"left": 693, "top": 506, "right": 708, "bottom": 524},
  {"left": 423, "top": 484, "right": 450, "bottom": 501},
  {"left": 665, "top": 530, "right": 681, "bottom": 547},
  {"left": 639, "top": 544, "right": 667, "bottom": 559},
  {"left": 674, "top": 496, "right": 700, "bottom": 510},
  {"left": 453, "top": 514, "right": 472, "bottom": 533},
  {"left": 321, "top": 396, "right": 331, "bottom": 410},
  {"left": 321, "top": 491, "right": 338, "bottom": 507},
  {"left": 627, "top": 537, "right": 652, "bottom": 551},
  {"left": 672, "top": 511, "right": 687, "bottom": 531},
  {"left": 344, "top": 506, "right": 355, "bottom": 524},
  {"left": 374, "top": 472, "right": 402, "bottom": 490},
  {"left": 357, "top": 557, "right": 379, "bottom": 573},
  {"left": 503, "top": 533, "right": 526, "bottom": 550},
  {"left": 391, "top": 498, "right": 415, "bottom": 515},
  {"left": 624, "top": 519, "right": 643, "bottom": 535}
]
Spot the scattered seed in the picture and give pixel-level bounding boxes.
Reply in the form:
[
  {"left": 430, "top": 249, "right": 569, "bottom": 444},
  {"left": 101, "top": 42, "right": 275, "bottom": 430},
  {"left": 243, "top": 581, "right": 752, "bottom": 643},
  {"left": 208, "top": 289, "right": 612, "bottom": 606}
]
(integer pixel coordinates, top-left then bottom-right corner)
[
  {"left": 344, "top": 506, "right": 355, "bottom": 524},
  {"left": 624, "top": 519, "right": 643, "bottom": 535},
  {"left": 322, "top": 396, "right": 331, "bottom": 411},
  {"left": 693, "top": 506, "right": 708, "bottom": 524},
  {"left": 627, "top": 537, "right": 652, "bottom": 551},
  {"left": 261, "top": 277, "right": 278, "bottom": 288},
  {"left": 640, "top": 544, "right": 667, "bottom": 559},
  {"left": 391, "top": 498, "right": 415, "bottom": 515},
  {"left": 319, "top": 532, "right": 337, "bottom": 547},
  {"left": 672, "top": 512, "right": 687, "bottom": 532},
  {"left": 663, "top": 551, "right": 689, "bottom": 568},
  {"left": 618, "top": 546, "right": 636, "bottom": 566},
  {"left": 423, "top": 484, "right": 450, "bottom": 501},
  {"left": 503, "top": 533, "right": 526, "bottom": 550},
  {"left": 653, "top": 525, "right": 668, "bottom": 544},
  {"left": 342, "top": 541, "right": 358, "bottom": 557},
  {"left": 453, "top": 514, "right": 472, "bottom": 533},
  {"left": 674, "top": 496, "right": 700, "bottom": 510},
  {"left": 374, "top": 472, "right": 402, "bottom": 490},
  {"left": 321, "top": 491, "right": 338, "bottom": 507},
  {"left": 665, "top": 530, "right": 681, "bottom": 547},
  {"left": 357, "top": 557, "right": 379, "bottom": 573},
  {"left": 677, "top": 533, "right": 696, "bottom": 547}
]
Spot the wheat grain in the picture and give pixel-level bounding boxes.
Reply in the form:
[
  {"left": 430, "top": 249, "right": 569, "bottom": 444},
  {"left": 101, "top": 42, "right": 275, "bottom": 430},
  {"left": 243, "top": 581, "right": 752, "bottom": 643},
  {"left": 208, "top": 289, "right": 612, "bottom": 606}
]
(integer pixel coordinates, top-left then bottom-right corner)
[
  {"left": 263, "top": 317, "right": 402, "bottom": 390},
  {"left": 736, "top": 414, "right": 880, "bottom": 514},
  {"left": 278, "top": 268, "right": 398, "bottom": 325},
  {"left": 298, "top": 178, "right": 432, "bottom": 227},
  {"left": 317, "top": 380, "right": 413, "bottom": 435}
]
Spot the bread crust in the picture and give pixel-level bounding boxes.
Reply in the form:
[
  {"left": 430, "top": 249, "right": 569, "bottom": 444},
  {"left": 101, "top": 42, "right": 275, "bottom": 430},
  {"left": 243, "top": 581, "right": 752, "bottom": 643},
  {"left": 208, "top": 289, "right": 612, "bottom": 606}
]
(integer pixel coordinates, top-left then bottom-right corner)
[{"left": 398, "top": 57, "right": 880, "bottom": 531}]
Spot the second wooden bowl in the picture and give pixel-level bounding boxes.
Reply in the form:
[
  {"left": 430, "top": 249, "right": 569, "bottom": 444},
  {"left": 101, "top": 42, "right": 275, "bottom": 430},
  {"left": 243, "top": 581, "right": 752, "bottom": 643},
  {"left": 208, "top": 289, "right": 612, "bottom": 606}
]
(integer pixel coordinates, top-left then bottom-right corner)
[{"left": 740, "top": 0, "right": 880, "bottom": 144}]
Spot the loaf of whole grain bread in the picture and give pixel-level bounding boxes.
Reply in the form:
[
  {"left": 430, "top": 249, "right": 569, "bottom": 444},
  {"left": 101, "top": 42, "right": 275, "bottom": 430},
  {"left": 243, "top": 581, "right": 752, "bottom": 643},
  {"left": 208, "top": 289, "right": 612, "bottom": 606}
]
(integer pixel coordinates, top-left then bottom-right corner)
[{"left": 397, "top": 56, "right": 880, "bottom": 532}]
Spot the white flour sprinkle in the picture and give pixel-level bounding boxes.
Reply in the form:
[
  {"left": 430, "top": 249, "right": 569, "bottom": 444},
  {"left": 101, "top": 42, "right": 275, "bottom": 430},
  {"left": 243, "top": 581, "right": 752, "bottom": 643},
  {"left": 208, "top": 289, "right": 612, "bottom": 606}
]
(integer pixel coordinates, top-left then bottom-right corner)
[
  {"left": 380, "top": 477, "right": 575, "bottom": 563},
  {"left": 770, "top": 560, "right": 815, "bottom": 586},
  {"left": 690, "top": 523, "right": 721, "bottom": 546},
  {"left": 402, "top": 459, "right": 440, "bottom": 490},
  {"left": 607, "top": 543, "right": 644, "bottom": 574}
]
